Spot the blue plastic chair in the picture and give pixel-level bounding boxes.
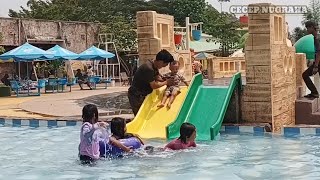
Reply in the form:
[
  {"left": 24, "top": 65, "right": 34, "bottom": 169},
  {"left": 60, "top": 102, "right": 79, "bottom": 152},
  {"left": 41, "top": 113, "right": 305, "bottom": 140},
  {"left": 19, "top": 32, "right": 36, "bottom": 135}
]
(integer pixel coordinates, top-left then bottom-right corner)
[
  {"left": 94, "top": 76, "right": 102, "bottom": 89},
  {"left": 57, "top": 78, "right": 68, "bottom": 93},
  {"left": 45, "top": 78, "right": 58, "bottom": 93},
  {"left": 102, "top": 78, "right": 112, "bottom": 89},
  {"left": 10, "top": 80, "right": 22, "bottom": 97},
  {"left": 88, "top": 76, "right": 97, "bottom": 89},
  {"left": 67, "top": 78, "right": 77, "bottom": 92},
  {"left": 94, "top": 76, "right": 101, "bottom": 83},
  {"left": 36, "top": 79, "right": 47, "bottom": 95}
]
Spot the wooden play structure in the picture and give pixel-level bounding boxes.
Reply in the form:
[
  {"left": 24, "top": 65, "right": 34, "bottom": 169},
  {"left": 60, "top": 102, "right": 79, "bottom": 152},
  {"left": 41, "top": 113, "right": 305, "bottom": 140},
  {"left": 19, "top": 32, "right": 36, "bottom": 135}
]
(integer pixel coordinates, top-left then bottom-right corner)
[
  {"left": 241, "top": 3, "right": 313, "bottom": 132},
  {"left": 136, "top": 4, "right": 320, "bottom": 132},
  {"left": 136, "top": 11, "right": 205, "bottom": 81}
]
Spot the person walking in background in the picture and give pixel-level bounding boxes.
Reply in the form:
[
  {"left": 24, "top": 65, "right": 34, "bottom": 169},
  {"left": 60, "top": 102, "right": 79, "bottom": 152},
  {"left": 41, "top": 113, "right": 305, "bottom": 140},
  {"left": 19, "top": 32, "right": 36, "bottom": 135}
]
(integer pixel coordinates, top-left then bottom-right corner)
[{"left": 302, "top": 21, "right": 320, "bottom": 99}]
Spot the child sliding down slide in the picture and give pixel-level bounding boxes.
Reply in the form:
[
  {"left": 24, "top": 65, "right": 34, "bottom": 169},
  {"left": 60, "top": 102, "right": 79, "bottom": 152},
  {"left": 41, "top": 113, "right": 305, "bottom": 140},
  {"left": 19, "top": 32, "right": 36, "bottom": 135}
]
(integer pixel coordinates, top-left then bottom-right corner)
[{"left": 157, "top": 61, "right": 189, "bottom": 109}]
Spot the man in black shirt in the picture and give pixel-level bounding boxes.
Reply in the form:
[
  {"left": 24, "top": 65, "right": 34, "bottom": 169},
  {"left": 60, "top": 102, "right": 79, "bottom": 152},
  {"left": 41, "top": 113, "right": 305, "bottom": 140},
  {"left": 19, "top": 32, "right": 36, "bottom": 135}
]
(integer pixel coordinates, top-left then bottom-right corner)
[
  {"left": 128, "top": 49, "right": 175, "bottom": 116},
  {"left": 302, "top": 21, "right": 320, "bottom": 99}
]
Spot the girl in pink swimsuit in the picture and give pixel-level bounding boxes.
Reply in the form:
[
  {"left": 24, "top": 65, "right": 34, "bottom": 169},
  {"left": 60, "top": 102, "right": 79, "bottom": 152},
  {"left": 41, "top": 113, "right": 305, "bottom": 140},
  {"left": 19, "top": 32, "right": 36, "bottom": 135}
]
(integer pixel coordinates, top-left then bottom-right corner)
[
  {"left": 165, "top": 123, "right": 196, "bottom": 150},
  {"left": 78, "top": 104, "right": 107, "bottom": 164},
  {"left": 78, "top": 105, "right": 131, "bottom": 164}
]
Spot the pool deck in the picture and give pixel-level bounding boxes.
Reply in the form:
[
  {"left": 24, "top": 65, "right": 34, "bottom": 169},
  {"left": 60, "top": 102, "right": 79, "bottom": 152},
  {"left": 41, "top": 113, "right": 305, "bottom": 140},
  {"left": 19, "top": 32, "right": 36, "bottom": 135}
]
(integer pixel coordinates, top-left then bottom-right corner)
[
  {"left": 0, "top": 77, "right": 245, "bottom": 121},
  {"left": 0, "top": 86, "right": 133, "bottom": 121}
]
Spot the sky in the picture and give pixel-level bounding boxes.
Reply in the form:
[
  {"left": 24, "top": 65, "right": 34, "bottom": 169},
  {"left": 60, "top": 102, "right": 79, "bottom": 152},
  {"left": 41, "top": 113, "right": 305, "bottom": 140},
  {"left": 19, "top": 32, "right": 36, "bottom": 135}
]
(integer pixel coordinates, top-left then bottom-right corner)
[{"left": 0, "top": 0, "right": 309, "bottom": 31}]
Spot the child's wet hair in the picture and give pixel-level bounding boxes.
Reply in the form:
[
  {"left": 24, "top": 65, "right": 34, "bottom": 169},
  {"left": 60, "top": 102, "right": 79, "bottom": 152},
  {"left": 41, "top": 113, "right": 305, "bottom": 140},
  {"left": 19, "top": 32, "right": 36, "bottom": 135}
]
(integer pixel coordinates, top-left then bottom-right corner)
[
  {"left": 82, "top": 104, "right": 98, "bottom": 124},
  {"left": 110, "top": 117, "right": 126, "bottom": 139},
  {"left": 178, "top": 122, "right": 196, "bottom": 144}
]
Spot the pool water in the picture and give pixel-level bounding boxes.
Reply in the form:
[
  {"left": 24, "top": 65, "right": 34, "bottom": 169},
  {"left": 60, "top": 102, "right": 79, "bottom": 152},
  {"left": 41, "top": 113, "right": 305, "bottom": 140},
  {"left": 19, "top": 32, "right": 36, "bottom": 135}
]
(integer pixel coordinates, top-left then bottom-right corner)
[{"left": 1, "top": 126, "right": 320, "bottom": 179}]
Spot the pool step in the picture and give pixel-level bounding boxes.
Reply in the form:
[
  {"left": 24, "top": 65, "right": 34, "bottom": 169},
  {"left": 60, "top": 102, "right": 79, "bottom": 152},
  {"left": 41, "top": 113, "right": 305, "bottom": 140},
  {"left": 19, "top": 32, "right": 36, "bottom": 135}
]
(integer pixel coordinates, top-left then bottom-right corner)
[{"left": 295, "top": 98, "right": 320, "bottom": 125}]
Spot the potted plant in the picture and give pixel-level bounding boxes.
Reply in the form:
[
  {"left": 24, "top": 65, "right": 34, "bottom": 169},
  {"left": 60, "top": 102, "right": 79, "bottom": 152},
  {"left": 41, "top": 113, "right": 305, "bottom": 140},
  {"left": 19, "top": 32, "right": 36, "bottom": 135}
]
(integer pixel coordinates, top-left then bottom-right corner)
[
  {"left": 35, "top": 62, "right": 48, "bottom": 79},
  {"left": 45, "top": 60, "right": 66, "bottom": 91}
]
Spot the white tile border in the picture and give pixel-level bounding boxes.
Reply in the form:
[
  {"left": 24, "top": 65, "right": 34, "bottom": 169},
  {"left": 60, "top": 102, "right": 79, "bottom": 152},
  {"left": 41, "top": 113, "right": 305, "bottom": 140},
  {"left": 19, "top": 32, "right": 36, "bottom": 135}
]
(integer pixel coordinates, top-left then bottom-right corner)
[
  {"left": 21, "top": 120, "right": 30, "bottom": 126},
  {"left": 239, "top": 126, "right": 254, "bottom": 133},
  {"left": 5, "top": 119, "right": 12, "bottom": 126},
  {"left": 76, "top": 121, "right": 83, "bottom": 126},
  {"left": 39, "top": 120, "right": 48, "bottom": 127},
  {"left": 300, "top": 128, "right": 316, "bottom": 135},
  {"left": 57, "top": 121, "right": 66, "bottom": 127},
  {"left": 3, "top": 118, "right": 320, "bottom": 138}
]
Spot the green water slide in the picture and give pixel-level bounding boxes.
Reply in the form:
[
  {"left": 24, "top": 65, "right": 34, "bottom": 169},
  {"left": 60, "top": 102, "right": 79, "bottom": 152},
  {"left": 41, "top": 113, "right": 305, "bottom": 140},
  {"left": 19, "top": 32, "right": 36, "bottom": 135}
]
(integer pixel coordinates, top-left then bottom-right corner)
[
  {"left": 294, "top": 34, "right": 315, "bottom": 60},
  {"left": 166, "top": 73, "right": 242, "bottom": 141}
]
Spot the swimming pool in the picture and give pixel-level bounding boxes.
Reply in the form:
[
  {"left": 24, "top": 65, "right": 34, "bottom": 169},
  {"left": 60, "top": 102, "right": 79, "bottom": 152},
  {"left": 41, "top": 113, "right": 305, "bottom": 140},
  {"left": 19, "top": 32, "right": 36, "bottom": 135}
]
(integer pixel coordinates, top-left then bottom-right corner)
[{"left": 1, "top": 126, "right": 320, "bottom": 179}]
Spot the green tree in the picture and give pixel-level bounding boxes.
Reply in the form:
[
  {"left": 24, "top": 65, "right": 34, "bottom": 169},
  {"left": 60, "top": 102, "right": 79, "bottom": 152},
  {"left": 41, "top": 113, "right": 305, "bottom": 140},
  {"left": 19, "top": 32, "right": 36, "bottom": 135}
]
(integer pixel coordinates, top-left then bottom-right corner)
[
  {"left": 302, "top": 0, "right": 320, "bottom": 25},
  {"left": 145, "top": 0, "right": 171, "bottom": 15},
  {"left": 291, "top": 0, "right": 318, "bottom": 44},
  {"left": 203, "top": 5, "right": 241, "bottom": 56},
  {"left": 290, "top": 27, "right": 307, "bottom": 43},
  {"left": 8, "top": 0, "right": 143, "bottom": 51},
  {"left": 169, "top": 0, "right": 206, "bottom": 25},
  {"left": 239, "top": 32, "right": 249, "bottom": 49},
  {"left": 9, "top": 0, "right": 239, "bottom": 54},
  {"left": 101, "top": 16, "right": 137, "bottom": 51}
]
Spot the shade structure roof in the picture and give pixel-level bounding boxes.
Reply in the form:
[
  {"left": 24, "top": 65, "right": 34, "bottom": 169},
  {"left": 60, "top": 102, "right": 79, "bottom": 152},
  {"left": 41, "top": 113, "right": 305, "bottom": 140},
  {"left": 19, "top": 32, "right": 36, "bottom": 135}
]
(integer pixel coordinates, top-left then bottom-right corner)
[
  {"left": 0, "top": 43, "right": 54, "bottom": 61},
  {"left": 194, "top": 52, "right": 214, "bottom": 60},
  {"left": 46, "top": 45, "right": 79, "bottom": 60},
  {"left": 76, "top": 46, "right": 115, "bottom": 60}
]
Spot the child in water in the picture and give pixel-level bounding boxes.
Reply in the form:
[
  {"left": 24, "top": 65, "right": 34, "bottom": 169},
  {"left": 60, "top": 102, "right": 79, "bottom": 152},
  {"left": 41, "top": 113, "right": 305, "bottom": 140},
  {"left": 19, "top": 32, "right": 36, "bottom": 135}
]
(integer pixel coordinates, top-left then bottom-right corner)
[
  {"left": 79, "top": 104, "right": 106, "bottom": 164},
  {"left": 78, "top": 104, "right": 131, "bottom": 164},
  {"left": 157, "top": 61, "right": 189, "bottom": 109},
  {"left": 165, "top": 122, "right": 196, "bottom": 150},
  {"left": 143, "top": 122, "right": 196, "bottom": 153},
  {"left": 110, "top": 117, "right": 144, "bottom": 145}
]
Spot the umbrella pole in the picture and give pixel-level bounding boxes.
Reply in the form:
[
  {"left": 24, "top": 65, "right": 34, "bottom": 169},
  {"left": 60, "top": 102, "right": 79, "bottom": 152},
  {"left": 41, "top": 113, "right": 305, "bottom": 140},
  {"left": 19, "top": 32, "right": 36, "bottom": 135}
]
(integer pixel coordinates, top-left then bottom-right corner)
[
  {"left": 18, "top": 62, "right": 21, "bottom": 78},
  {"left": 67, "top": 61, "right": 69, "bottom": 80},
  {"left": 27, "top": 62, "right": 30, "bottom": 95},
  {"left": 33, "top": 62, "right": 38, "bottom": 81}
]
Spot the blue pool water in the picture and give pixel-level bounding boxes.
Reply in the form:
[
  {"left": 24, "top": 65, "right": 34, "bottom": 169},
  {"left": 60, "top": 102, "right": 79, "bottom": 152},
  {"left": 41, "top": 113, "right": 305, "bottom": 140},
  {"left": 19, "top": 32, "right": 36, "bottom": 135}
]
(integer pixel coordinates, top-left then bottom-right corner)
[{"left": 1, "top": 126, "right": 320, "bottom": 179}]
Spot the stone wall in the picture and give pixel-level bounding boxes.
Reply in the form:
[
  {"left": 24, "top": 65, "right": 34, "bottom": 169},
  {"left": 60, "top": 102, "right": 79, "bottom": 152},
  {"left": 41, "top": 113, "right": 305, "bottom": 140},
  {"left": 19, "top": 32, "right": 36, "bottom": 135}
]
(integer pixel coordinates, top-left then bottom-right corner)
[
  {"left": 136, "top": 11, "right": 192, "bottom": 81},
  {"left": 241, "top": 3, "right": 296, "bottom": 133},
  {"left": 0, "top": 18, "right": 100, "bottom": 51},
  {"left": 0, "top": 62, "right": 14, "bottom": 79},
  {"left": 295, "top": 53, "right": 307, "bottom": 98},
  {"left": 0, "top": 17, "right": 101, "bottom": 76}
]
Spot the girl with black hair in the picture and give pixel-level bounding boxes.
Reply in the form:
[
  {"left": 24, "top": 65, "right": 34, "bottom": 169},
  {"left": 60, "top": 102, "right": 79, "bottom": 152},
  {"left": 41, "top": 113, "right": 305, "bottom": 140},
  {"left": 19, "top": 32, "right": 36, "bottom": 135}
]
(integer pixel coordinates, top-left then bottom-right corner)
[
  {"left": 165, "top": 122, "right": 196, "bottom": 150},
  {"left": 78, "top": 104, "right": 131, "bottom": 164},
  {"left": 79, "top": 104, "right": 107, "bottom": 164},
  {"left": 110, "top": 117, "right": 144, "bottom": 145}
]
